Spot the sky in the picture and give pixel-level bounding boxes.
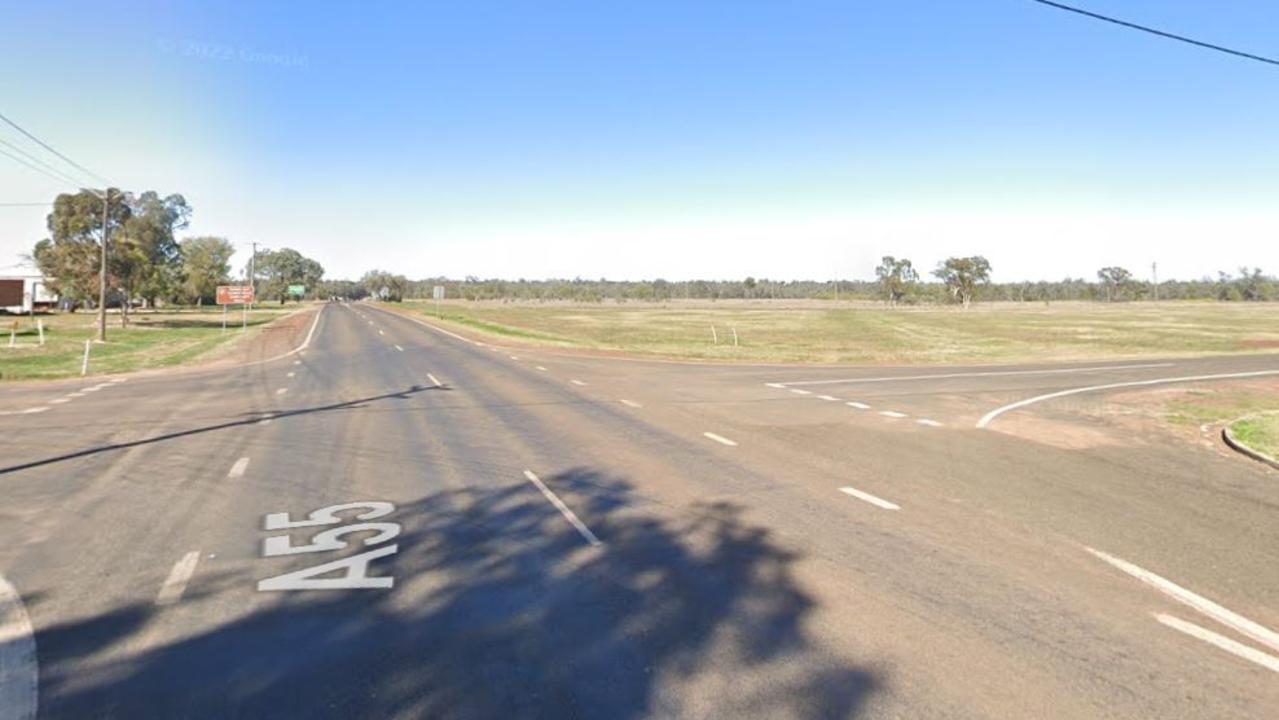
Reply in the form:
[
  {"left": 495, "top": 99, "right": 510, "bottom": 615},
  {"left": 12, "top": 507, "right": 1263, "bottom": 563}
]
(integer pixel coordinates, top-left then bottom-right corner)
[{"left": 2, "top": 1, "right": 1277, "bottom": 283}]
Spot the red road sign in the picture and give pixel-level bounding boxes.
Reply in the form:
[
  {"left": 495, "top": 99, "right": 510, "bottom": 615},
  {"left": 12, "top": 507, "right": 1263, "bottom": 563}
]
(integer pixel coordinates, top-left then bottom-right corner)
[{"left": 216, "top": 285, "right": 255, "bottom": 304}]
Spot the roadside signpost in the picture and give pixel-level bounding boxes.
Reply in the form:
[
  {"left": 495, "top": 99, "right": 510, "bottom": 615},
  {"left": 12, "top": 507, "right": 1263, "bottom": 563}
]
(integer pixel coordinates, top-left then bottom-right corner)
[
  {"left": 433, "top": 285, "right": 444, "bottom": 318},
  {"left": 288, "top": 284, "right": 306, "bottom": 299},
  {"left": 217, "top": 285, "right": 256, "bottom": 332}
]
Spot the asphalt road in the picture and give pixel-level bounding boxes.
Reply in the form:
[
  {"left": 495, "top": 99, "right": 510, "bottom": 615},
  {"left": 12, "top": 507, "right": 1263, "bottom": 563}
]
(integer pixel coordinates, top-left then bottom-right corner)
[{"left": 1, "top": 302, "right": 1276, "bottom": 719}]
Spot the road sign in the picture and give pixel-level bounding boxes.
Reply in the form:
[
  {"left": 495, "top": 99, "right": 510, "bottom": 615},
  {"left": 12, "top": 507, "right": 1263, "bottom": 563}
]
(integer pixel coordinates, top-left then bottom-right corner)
[
  {"left": 432, "top": 285, "right": 444, "bottom": 301},
  {"left": 216, "top": 285, "right": 255, "bottom": 304},
  {"left": 288, "top": 284, "right": 306, "bottom": 297}
]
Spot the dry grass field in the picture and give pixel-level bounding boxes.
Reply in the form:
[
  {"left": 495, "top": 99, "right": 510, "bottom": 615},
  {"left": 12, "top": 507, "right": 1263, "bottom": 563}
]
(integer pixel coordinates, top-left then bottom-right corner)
[{"left": 401, "top": 299, "right": 1279, "bottom": 365}]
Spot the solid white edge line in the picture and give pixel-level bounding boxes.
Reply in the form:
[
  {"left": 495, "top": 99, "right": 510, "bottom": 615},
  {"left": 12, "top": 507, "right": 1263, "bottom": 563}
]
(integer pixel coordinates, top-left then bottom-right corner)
[
  {"left": 979, "top": 369, "right": 1279, "bottom": 428},
  {"left": 1086, "top": 547, "right": 1279, "bottom": 654},
  {"left": 427, "top": 373, "right": 442, "bottom": 387},
  {"left": 228, "top": 457, "right": 250, "bottom": 478},
  {"left": 523, "top": 470, "right": 602, "bottom": 547},
  {"left": 774, "top": 362, "right": 1178, "bottom": 388},
  {"left": 0, "top": 574, "right": 38, "bottom": 720},
  {"left": 1155, "top": 613, "right": 1279, "bottom": 674},
  {"left": 839, "top": 486, "right": 900, "bottom": 510},
  {"left": 155, "top": 551, "right": 201, "bottom": 606},
  {"left": 703, "top": 432, "right": 738, "bottom": 446},
  {"left": 49, "top": 399, "right": 70, "bottom": 404}
]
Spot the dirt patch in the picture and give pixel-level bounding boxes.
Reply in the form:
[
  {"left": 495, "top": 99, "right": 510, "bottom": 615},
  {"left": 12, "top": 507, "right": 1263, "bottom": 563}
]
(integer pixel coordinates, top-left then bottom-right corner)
[
  {"left": 993, "top": 415, "right": 1121, "bottom": 450},
  {"left": 1238, "top": 339, "right": 1279, "bottom": 349},
  {"left": 198, "top": 306, "right": 317, "bottom": 365}
]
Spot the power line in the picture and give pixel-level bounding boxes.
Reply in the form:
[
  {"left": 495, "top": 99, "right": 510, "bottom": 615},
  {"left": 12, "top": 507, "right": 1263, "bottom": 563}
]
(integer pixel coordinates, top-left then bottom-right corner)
[
  {"left": 0, "top": 136, "right": 96, "bottom": 187},
  {"left": 1030, "top": 0, "right": 1279, "bottom": 68},
  {"left": 0, "top": 143, "right": 88, "bottom": 188},
  {"left": 0, "top": 110, "right": 113, "bottom": 185}
]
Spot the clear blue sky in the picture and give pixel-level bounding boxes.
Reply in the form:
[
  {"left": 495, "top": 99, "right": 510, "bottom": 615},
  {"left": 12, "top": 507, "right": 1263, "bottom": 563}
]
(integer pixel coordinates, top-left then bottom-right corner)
[{"left": 2, "top": 1, "right": 1277, "bottom": 282}]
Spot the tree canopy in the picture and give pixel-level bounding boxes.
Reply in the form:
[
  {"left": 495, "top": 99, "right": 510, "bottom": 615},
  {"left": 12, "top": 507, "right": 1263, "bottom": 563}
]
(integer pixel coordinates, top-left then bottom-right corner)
[{"left": 932, "top": 256, "right": 992, "bottom": 308}]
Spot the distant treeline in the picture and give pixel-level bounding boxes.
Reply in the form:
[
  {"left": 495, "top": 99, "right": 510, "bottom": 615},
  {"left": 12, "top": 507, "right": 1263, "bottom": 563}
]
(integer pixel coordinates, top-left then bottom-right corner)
[{"left": 322, "top": 264, "right": 1277, "bottom": 304}]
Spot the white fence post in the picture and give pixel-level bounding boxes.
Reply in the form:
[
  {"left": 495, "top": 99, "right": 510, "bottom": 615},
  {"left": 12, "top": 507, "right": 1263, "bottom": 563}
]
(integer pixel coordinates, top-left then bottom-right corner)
[
  {"left": 81, "top": 339, "right": 92, "bottom": 376},
  {"left": 732, "top": 327, "right": 739, "bottom": 347},
  {"left": 711, "top": 325, "right": 718, "bottom": 344},
  {"left": 37, "top": 319, "right": 44, "bottom": 345}
]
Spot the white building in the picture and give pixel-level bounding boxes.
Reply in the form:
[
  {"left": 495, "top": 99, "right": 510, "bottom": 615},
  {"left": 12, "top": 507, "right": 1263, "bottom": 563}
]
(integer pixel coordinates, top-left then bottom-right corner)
[{"left": 0, "top": 263, "right": 57, "bottom": 313}]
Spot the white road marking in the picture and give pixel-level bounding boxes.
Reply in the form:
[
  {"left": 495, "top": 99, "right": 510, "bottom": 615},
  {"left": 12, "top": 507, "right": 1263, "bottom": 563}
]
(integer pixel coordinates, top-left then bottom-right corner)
[
  {"left": 619, "top": 399, "right": 642, "bottom": 408},
  {"left": 1155, "top": 613, "right": 1279, "bottom": 674},
  {"left": 49, "top": 398, "right": 71, "bottom": 405},
  {"left": 20, "top": 407, "right": 47, "bottom": 414},
  {"left": 0, "top": 574, "right": 37, "bottom": 720},
  {"left": 276, "top": 388, "right": 288, "bottom": 396},
  {"left": 817, "top": 395, "right": 840, "bottom": 401},
  {"left": 979, "top": 369, "right": 1279, "bottom": 428},
  {"left": 293, "top": 360, "right": 302, "bottom": 366},
  {"left": 228, "top": 457, "right": 250, "bottom": 478},
  {"left": 523, "top": 470, "right": 602, "bottom": 547},
  {"left": 509, "top": 355, "right": 519, "bottom": 360},
  {"left": 916, "top": 419, "right": 943, "bottom": 427},
  {"left": 703, "top": 432, "right": 738, "bottom": 446},
  {"left": 286, "top": 371, "right": 295, "bottom": 378},
  {"left": 394, "top": 345, "right": 403, "bottom": 352},
  {"left": 81, "top": 386, "right": 101, "bottom": 393},
  {"left": 378, "top": 329, "right": 385, "bottom": 335},
  {"left": 66, "top": 392, "right": 85, "bottom": 398},
  {"left": 536, "top": 366, "right": 548, "bottom": 372},
  {"left": 845, "top": 401, "right": 871, "bottom": 410},
  {"left": 789, "top": 389, "right": 812, "bottom": 395},
  {"left": 257, "top": 418, "right": 272, "bottom": 426},
  {"left": 1086, "top": 547, "right": 1279, "bottom": 654},
  {"left": 775, "top": 362, "right": 1178, "bottom": 388},
  {"left": 427, "top": 373, "right": 442, "bottom": 387},
  {"left": 109, "top": 377, "right": 126, "bottom": 383},
  {"left": 764, "top": 382, "right": 786, "bottom": 389},
  {"left": 839, "top": 486, "right": 900, "bottom": 510},
  {"left": 155, "top": 551, "right": 200, "bottom": 606},
  {"left": 879, "top": 411, "right": 908, "bottom": 418},
  {"left": 570, "top": 379, "right": 587, "bottom": 386}
]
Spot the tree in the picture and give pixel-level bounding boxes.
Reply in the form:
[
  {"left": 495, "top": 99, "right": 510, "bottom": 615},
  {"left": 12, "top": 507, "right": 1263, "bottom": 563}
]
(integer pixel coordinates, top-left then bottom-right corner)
[
  {"left": 875, "top": 256, "right": 918, "bottom": 306},
  {"left": 180, "top": 236, "right": 235, "bottom": 304},
  {"left": 33, "top": 189, "right": 131, "bottom": 308},
  {"left": 1096, "top": 266, "right": 1132, "bottom": 302},
  {"left": 254, "top": 248, "right": 325, "bottom": 303},
  {"left": 932, "top": 256, "right": 991, "bottom": 308},
  {"left": 360, "top": 269, "right": 408, "bottom": 301},
  {"left": 112, "top": 192, "right": 190, "bottom": 319}
]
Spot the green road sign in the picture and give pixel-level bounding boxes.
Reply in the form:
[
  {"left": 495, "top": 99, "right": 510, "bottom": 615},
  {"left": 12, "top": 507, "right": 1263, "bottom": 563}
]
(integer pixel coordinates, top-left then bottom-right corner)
[{"left": 288, "top": 284, "right": 306, "bottom": 296}]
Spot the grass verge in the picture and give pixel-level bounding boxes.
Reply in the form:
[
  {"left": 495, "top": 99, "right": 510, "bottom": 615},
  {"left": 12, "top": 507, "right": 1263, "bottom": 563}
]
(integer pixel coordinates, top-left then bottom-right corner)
[
  {"left": 1229, "top": 414, "right": 1279, "bottom": 460},
  {"left": 0, "top": 306, "right": 298, "bottom": 381}
]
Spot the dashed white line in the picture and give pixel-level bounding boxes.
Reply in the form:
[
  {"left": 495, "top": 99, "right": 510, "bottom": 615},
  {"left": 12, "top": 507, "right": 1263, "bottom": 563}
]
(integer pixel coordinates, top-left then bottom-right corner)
[
  {"left": 155, "top": 551, "right": 200, "bottom": 606},
  {"left": 378, "top": 329, "right": 385, "bottom": 335},
  {"left": 286, "top": 371, "right": 296, "bottom": 378},
  {"left": 427, "top": 373, "right": 442, "bottom": 387},
  {"left": 0, "top": 574, "right": 37, "bottom": 720},
  {"left": 703, "top": 432, "right": 738, "bottom": 447},
  {"left": 839, "top": 486, "right": 901, "bottom": 510},
  {"left": 293, "top": 360, "right": 302, "bottom": 366},
  {"left": 817, "top": 394, "right": 840, "bottom": 401},
  {"left": 20, "top": 407, "right": 47, "bottom": 414},
  {"left": 81, "top": 386, "right": 101, "bottom": 393},
  {"left": 394, "top": 345, "right": 403, "bottom": 352},
  {"left": 764, "top": 383, "right": 786, "bottom": 389},
  {"left": 509, "top": 355, "right": 519, "bottom": 360},
  {"left": 845, "top": 401, "right": 871, "bottom": 410},
  {"left": 1155, "top": 613, "right": 1279, "bottom": 674},
  {"left": 257, "top": 418, "right": 273, "bottom": 426},
  {"left": 1085, "top": 547, "right": 1279, "bottom": 654},
  {"left": 536, "top": 366, "right": 548, "bottom": 372},
  {"left": 619, "top": 399, "right": 643, "bottom": 408},
  {"left": 49, "top": 398, "right": 71, "bottom": 405},
  {"left": 879, "top": 411, "right": 907, "bottom": 419},
  {"left": 570, "top": 379, "right": 587, "bottom": 386},
  {"left": 789, "top": 389, "right": 812, "bottom": 396},
  {"left": 916, "top": 419, "right": 943, "bottom": 427},
  {"left": 276, "top": 388, "right": 288, "bottom": 396},
  {"left": 523, "top": 470, "right": 602, "bottom": 547},
  {"left": 228, "top": 457, "right": 250, "bottom": 478}
]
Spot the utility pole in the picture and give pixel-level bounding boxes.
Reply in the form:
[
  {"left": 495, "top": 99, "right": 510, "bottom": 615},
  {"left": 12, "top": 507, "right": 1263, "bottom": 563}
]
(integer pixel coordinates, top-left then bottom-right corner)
[
  {"left": 96, "top": 189, "right": 111, "bottom": 342},
  {"left": 1152, "top": 262, "right": 1159, "bottom": 301},
  {"left": 249, "top": 241, "right": 257, "bottom": 310}
]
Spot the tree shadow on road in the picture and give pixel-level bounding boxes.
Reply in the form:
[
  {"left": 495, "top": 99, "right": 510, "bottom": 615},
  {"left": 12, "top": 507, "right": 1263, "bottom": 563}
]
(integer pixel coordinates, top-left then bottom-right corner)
[{"left": 33, "top": 469, "right": 879, "bottom": 719}]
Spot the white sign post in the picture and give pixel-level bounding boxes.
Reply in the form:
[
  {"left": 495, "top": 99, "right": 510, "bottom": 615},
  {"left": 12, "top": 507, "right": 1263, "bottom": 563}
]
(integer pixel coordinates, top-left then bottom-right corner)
[{"left": 432, "top": 285, "right": 444, "bottom": 318}]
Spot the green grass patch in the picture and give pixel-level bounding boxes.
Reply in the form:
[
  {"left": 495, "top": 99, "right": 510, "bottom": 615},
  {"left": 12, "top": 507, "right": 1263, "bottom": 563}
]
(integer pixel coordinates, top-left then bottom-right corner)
[
  {"left": 1230, "top": 414, "right": 1279, "bottom": 459},
  {"left": 397, "top": 299, "right": 1279, "bottom": 365},
  {"left": 0, "top": 306, "right": 298, "bottom": 381}
]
